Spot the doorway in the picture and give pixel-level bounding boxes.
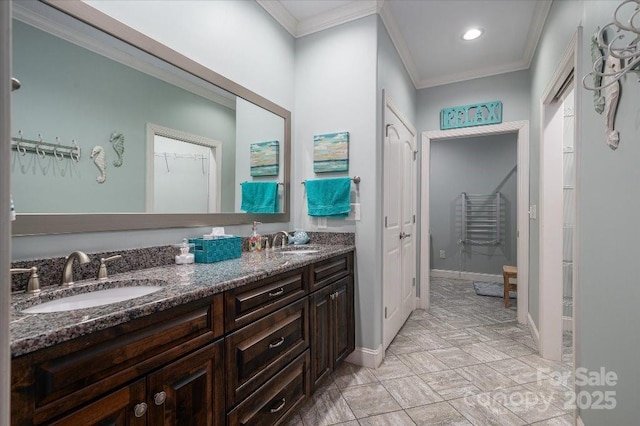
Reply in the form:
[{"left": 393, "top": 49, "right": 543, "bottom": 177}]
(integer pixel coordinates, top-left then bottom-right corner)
[
  {"left": 539, "top": 32, "right": 578, "bottom": 362},
  {"left": 382, "top": 92, "right": 417, "bottom": 350},
  {"left": 420, "top": 121, "right": 530, "bottom": 325}
]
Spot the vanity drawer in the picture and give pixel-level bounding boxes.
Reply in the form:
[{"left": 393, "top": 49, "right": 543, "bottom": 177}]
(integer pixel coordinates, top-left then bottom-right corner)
[
  {"left": 310, "top": 252, "right": 352, "bottom": 292},
  {"left": 225, "top": 298, "right": 309, "bottom": 408},
  {"left": 12, "top": 295, "right": 223, "bottom": 424},
  {"left": 227, "top": 350, "right": 310, "bottom": 426},
  {"left": 225, "top": 267, "right": 308, "bottom": 332}
]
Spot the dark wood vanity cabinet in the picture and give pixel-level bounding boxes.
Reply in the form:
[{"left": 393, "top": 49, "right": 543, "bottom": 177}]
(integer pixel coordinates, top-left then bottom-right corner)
[
  {"left": 309, "top": 254, "right": 355, "bottom": 390},
  {"left": 11, "top": 251, "right": 354, "bottom": 425}
]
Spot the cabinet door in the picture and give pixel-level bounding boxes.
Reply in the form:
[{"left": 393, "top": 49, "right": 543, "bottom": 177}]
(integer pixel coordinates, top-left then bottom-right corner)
[
  {"left": 148, "top": 340, "right": 224, "bottom": 426},
  {"left": 309, "top": 284, "right": 334, "bottom": 390},
  {"left": 48, "top": 379, "right": 146, "bottom": 426},
  {"left": 332, "top": 276, "right": 355, "bottom": 365}
]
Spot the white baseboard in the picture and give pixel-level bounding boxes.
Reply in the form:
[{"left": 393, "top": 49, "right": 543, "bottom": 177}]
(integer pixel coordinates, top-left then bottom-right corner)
[
  {"left": 430, "top": 269, "right": 502, "bottom": 282},
  {"left": 563, "top": 316, "right": 573, "bottom": 332},
  {"left": 528, "top": 312, "right": 540, "bottom": 350},
  {"left": 345, "top": 344, "right": 384, "bottom": 369}
]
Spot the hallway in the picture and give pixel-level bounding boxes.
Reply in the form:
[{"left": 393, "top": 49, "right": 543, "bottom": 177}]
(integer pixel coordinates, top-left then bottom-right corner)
[{"left": 289, "top": 277, "right": 573, "bottom": 425}]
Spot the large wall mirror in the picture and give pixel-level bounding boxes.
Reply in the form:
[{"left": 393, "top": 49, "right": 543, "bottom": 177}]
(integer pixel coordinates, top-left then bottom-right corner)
[{"left": 11, "top": 0, "right": 290, "bottom": 235}]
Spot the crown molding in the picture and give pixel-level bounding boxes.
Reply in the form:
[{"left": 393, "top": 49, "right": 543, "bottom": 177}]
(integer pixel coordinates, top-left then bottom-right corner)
[
  {"left": 523, "top": 0, "right": 553, "bottom": 68},
  {"left": 378, "top": 1, "right": 420, "bottom": 88},
  {"left": 416, "top": 59, "right": 530, "bottom": 89},
  {"left": 296, "top": 0, "right": 379, "bottom": 38},
  {"left": 256, "top": 0, "right": 297, "bottom": 37},
  {"left": 257, "top": 0, "right": 379, "bottom": 38}
]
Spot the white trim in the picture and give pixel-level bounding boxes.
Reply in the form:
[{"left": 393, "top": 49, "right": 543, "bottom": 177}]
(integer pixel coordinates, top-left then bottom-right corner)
[
  {"left": 378, "top": 2, "right": 420, "bottom": 88},
  {"left": 12, "top": 3, "right": 237, "bottom": 110},
  {"left": 421, "top": 121, "right": 530, "bottom": 325},
  {"left": 296, "top": 1, "right": 379, "bottom": 38},
  {"left": 345, "top": 345, "right": 384, "bottom": 369},
  {"left": 563, "top": 316, "right": 573, "bottom": 332},
  {"left": 255, "top": 0, "right": 297, "bottom": 36},
  {"left": 523, "top": 0, "right": 553, "bottom": 69},
  {"left": 417, "top": 60, "right": 530, "bottom": 90},
  {"left": 539, "top": 33, "right": 577, "bottom": 362},
  {"left": 430, "top": 269, "right": 502, "bottom": 283},
  {"left": 257, "top": 0, "right": 379, "bottom": 38},
  {"left": 528, "top": 312, "right": 540, "bottom": 350}
]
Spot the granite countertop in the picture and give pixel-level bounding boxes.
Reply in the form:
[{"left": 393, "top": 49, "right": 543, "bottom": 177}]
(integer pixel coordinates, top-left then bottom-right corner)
[{"left": 10, "top": 244, "right": 354, "bottom": 358}]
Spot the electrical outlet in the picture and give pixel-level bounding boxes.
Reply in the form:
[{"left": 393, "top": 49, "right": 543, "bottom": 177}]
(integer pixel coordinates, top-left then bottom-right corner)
[{"left": 439, "top": 250, "right": 446, "bottom": 259}]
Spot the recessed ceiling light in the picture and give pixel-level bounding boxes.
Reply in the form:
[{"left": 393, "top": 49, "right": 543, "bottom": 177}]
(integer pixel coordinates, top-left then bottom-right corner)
[{"left": 462, "top": 28, "right": 484, "bottom": 41}]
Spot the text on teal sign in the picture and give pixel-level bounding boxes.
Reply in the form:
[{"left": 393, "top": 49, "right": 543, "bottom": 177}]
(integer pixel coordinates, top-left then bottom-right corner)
[{"left": 440, "top": 101, "right": 502, "bottom": 130}]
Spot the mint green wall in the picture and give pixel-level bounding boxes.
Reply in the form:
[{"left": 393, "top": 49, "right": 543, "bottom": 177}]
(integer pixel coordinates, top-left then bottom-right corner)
[
  {"left": 12, "top": 20, "right": 236, "bottom": 213},
  {"left": 12, "top": 0, "right": 295, "bottom": 260},
  {"left": 577, "top": 2, "right": 640, "bottom": 422}
]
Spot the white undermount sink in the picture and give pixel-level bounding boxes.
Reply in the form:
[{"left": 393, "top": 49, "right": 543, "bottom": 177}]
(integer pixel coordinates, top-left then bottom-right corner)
[
  {"left": 21, "top": 286, "right": 163, "bottom": 314},
  {"left": 279, "top": 250, "right": 320, "bottom": 255}
]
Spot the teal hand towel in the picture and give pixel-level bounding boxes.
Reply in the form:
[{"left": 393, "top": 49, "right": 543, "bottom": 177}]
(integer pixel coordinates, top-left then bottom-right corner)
[
  {"left": 305, "top": 177, "right": 351, "bottom": 217},
  {"left": 241, "top": 182, "right": 279, "bottom": 213}
]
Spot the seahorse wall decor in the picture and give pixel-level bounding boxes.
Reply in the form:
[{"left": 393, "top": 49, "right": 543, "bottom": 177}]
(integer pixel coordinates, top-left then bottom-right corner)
[
  {"left": 90, "top": 145, "right": 107, "bottom": 183},
  {"left": 110, "top": 131, "right": 125, "bottom": 167},
  {"left": 589, "top": 28, "right": 606, "bottom": 114}
]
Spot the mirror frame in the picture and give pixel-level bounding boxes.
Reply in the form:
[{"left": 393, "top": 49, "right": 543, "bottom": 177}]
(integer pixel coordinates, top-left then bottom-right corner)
[{"left": 12, "top": 0, "right": 291, "bottom": 236}]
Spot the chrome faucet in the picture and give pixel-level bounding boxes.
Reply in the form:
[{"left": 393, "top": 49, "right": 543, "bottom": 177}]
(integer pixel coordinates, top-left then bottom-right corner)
[
  {"left": 11, "top": 266, "right": 41, "bottom": 294},
  {"left": 60, "top": 251, "right": 91, "bottom": 286},
  {"left": 272, "top": 231, "right": 289, "bottom": 248}
]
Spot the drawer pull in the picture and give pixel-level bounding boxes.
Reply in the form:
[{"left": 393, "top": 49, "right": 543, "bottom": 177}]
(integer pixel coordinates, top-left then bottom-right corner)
[
  {"left": 269, "top": 398, "right": 286, "bottom": 413},
  {"left": 268, "top": 288, "right": 284, "bottom": 297},
  {"left": 133, "top": 402, "right": 148, "bottom": 418},
  {"left": 269, "top": 336, "right": 286, "bottom": 349},
  {"left": 154, "top": 391, "right": 167, "bottom": 406}
]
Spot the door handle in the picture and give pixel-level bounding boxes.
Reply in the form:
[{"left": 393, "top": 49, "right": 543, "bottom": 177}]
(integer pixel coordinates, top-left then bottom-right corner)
[
  {"left": 11, "top": 78, "right": 21, "bottom": 92},
  {"left": 399, "top": 232, "right": 412, "bottom": 239},
  {"left": 269, "top": 336, "right": 285, "bottom": 349}
]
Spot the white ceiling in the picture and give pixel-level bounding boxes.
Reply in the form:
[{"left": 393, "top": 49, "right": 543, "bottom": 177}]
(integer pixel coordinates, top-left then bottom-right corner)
[{"left": 257, "top": 0, "right": 552, "bottom": 89}]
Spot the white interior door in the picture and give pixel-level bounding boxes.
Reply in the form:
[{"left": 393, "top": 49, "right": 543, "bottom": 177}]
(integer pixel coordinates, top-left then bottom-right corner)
[{"left": 383, "top": 95, "right": 417, "bottom": 350}]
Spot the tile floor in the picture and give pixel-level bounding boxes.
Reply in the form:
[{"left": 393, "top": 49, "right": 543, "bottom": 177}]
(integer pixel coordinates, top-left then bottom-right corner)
[{"left": 288, "top": 277, "right": 575, "bottom": 426}]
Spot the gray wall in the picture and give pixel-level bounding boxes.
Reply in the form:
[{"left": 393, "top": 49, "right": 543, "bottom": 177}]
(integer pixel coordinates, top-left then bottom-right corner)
[
  {"left": 416, "top": 70, "right": 531, "bottom": 133},
  {"left": 577, "top": 2, "right": 640, "bottom": 423},
  {"left": 12, "top": 0, "right": 295, "bottom": 259},
  {"left": 294, "top": 15, "right": 378, "bottom": 351},
  {"left": 430, "top": 134, "right": 517, "bottom": 275}
]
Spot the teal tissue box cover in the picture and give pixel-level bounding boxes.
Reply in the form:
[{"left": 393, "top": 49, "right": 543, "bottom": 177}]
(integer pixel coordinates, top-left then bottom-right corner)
[{"left": 189, "top": 236, "right": 242, "bottom": 263}]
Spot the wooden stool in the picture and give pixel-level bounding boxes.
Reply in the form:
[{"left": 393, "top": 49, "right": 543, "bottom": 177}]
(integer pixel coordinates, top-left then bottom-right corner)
[{"left": 502, "top": 265, "right": 517, "bottom": 308}]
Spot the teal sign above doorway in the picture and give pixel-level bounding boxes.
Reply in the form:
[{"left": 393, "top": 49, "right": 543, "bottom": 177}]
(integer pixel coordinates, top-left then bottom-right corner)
[{"left": 440, "top": 101, "right": 503, "bottom": 130}]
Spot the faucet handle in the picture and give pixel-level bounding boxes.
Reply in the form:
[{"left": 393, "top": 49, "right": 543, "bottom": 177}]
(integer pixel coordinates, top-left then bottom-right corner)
[
  {"left": 97, "top": 255, "right": 123, "bottom": 280},
  {"left": 11, "top": 266, "right": 41, "bottom": 294}
]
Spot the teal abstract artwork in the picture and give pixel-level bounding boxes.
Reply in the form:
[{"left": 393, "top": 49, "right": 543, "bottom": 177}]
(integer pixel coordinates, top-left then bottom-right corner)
[
  {"left": 313, "top": 132, "right": 349, "bottom": 173},
  {"left": 250, "top": 141, "right": 279, "bottom": 176}
]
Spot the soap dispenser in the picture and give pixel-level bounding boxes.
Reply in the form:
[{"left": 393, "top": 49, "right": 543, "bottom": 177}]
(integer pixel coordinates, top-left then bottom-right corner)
[
  {"left": 175, "top": 239, "right": 195, "bottom": 264},
  {"left": 249, "top": 221, "right": 262, "bottom": 252}
]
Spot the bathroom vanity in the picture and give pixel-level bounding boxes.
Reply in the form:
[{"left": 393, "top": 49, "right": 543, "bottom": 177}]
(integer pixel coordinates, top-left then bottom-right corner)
[{"left": 10, "top": 246, "right": 354, "bottom": 425}]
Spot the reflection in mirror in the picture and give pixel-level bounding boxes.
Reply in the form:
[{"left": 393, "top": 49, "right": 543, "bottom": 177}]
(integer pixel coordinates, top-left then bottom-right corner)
[
  {"left": 148, "top": 124, "right": 222, "bottom": 213},
  {"left": 11, "top": 2, "right": 286, "bottom": 222}
]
